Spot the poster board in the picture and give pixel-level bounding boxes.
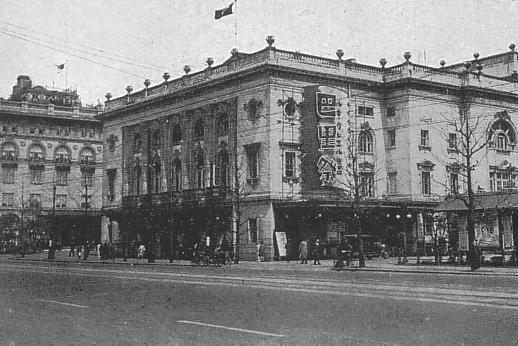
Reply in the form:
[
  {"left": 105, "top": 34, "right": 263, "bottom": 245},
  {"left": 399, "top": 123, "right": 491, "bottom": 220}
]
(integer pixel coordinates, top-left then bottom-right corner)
[{"left": 275, "top": 232, "right": 287, "bottom": 257}]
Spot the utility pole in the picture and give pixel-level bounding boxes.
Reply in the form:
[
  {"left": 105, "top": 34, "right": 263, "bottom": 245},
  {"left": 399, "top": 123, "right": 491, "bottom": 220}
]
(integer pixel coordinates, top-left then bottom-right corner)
[{"left": 231, "top": 100, "right": 240, "bottom": 264}]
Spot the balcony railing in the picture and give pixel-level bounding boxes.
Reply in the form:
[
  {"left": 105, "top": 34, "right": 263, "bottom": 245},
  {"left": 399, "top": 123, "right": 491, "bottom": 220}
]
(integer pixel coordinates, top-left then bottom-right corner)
[
  {"left": 79, "top": 158, "right": 96, "bottom": 171},
  {"left": 122, "top": 187, "right": 230, "bottom": 209},
  {"left": 55, "top": 157, "right": 71, "bottom": 170},
  {"left": 28, "top": 156, "right": 45, "bottom": 168}
]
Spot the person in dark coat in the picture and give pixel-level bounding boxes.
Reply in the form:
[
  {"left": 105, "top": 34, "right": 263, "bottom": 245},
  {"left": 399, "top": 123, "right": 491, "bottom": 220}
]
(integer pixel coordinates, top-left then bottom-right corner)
[
  {"left": 313, "top": 238, "right": 321, "bottom": 265},
  {"left": 285, "top": 238, "right": 292, "bottom": 262}
]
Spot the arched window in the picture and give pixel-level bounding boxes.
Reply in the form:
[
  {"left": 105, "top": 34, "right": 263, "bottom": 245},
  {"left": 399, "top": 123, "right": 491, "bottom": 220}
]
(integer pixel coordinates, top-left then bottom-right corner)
[
  {"left": 358, "top": 131, "right": 373, "bottom": 153},
  {"left": 133, "top": 133, "right": 142, "bottom": 153},
  {"left": 489, "top": 119, "right": 516, "bottom": 151},
  {"left": 172, "top": 158, "right": 182, "bottom": 191},
  {"left": 194, "top": 119, "right": 205, "bottom": 139},
  {"left": 133, "top": 157, "right": 142, "bottom": 195},
  {"left": 28, "top": 145, "right": 44, "bottom": 161},
  {"left": 55, "top": 146, "right": 70, "bottom": 163},
  {"left": 172, "top": 124, "right": 182, "bottom": 144},
  {"left": 79, "top": 148, "right": 95, "bottom": 163},
  {"left": 215, "top": 149, "right": 229, "bottom": 186},
  {"left": 1, "top": 143, "right": 16, "bottom": 161}
]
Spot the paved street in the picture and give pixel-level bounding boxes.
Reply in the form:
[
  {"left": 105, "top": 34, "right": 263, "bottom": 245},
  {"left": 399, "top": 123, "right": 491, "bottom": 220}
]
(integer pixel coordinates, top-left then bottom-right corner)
[{"left": 1, "top": 259, "right": 518, "bottom": 346}]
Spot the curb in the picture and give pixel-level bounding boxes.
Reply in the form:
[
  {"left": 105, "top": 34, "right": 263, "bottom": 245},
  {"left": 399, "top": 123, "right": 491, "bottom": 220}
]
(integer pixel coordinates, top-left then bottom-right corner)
[{"left": 4, "top": 256, "right": 518, "bottom": 277}]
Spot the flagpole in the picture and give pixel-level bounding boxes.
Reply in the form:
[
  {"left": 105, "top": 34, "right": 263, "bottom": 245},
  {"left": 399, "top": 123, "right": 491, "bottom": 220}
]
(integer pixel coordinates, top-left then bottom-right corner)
[{"left": 233, "top": 0, "right": 238, "bottom": 50}]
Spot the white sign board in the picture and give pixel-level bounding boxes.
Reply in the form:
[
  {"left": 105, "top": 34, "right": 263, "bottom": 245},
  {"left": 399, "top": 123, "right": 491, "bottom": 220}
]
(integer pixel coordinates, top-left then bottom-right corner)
[{"left": 275, "top": 232, "right": 287, "bottom": 257}]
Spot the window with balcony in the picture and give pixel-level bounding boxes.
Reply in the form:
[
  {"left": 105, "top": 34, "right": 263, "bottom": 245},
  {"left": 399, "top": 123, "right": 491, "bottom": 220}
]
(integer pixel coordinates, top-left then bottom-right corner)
[
  {"left": 81, "top": 194, "right": 92, "bottom": 209},
  {"left": 152, "top": 129, "right": 161, "bottom": 148},
  {"left": 488, "top": 119, "right": 516, "bottom": 152},
  {"left": 55, "top": 146, "right": 70, "bottom": 169},
  {"left": 195, "top": 149, "right": 205, "bottom": 189},
  {"left": 151, "top": 152, "right": 162, "bottom": 193},
  {"left": 29, "top": 145, "right": 44, "bottom": 161},
  {"left": 80, "top": 148, "right": 94, "bottom": 164},
  {"left": 133, "top": 133, "right": 142, "bottom": 153},
  {"left": 2, "top": 193, "right": 14, "bottom": 206}
]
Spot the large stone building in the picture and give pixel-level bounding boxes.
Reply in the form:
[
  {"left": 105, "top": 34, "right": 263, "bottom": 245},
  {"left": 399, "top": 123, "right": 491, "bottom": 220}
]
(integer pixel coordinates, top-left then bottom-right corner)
[
  {"left": 0, "top": 76, "right": 103, "bottom": 251},
  {"left": 98, "top": 38, "right": 518, "bottom": 261}
]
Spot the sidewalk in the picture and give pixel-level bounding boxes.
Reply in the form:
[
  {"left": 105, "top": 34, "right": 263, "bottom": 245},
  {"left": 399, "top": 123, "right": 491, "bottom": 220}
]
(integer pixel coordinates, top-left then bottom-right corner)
[{"left": 3, "top": 250, "right": 518, "bottom": 276}]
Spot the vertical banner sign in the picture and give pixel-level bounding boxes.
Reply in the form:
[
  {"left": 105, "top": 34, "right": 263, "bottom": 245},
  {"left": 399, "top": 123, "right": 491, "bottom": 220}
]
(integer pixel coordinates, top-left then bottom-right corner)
[
  {"left": 316, "top": 93, "right": 337, "bottom": 118},
  {"left": 275, "top": 232, "right": 287, "bottom": 257}
]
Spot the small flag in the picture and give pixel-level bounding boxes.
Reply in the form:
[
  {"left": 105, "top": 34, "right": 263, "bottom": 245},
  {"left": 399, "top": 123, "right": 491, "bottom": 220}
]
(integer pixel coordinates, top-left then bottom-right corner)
[
  {"left": 56, "top": 63, "right": 65, "bottom": 70},
  {"left": 215, "top": 2, "right": 233, "bottom": 19}
]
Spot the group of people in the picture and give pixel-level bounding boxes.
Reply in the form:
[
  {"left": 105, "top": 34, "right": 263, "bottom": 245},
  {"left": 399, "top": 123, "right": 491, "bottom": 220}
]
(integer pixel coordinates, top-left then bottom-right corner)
[
  {"left": 295, "top": 238, "right": 323, "bottom": 265},
  {"left": 68, "top": 241, "right": 115, "bottom": 261}
]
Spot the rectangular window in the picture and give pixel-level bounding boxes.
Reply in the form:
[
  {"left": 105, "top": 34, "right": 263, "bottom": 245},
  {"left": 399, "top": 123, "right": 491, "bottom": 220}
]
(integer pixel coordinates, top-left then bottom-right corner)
[
  {"left": 422, "top": 171, "right": 431, "bottom": 195},
  {"left": 2, "top": 193, "right": 14, "bottom": 206},
  {"left": 107, "top": 169, "right": 116, "bottom": 200},
  {"left": 248, "top": 218, "right": 258, "bottom": 243},
  {"left": 245, "top": 144, "right": 260, "bottom": 181},
  {"left": 2, "top": 167, "right": 15, "bottom": 184},
  {"left": 30, "top": 169, "right": 43, "bottom": 185},
  {"left": 387, "top": 107, "right": 395, "bottom": 117},
  {"left": 56, "top": 170, "right": 68, "bottom": 185},
  {"left": 82, "top": 171, "right": 93, "bottom": 187},
  {"left": 388, "top": 129, "right": 396, "bottom": 147},
  {"left": 196, "top": 169, "right": 205, "bottom": 189},
  {"left": 56, "top": 194, "right": 67, "bottom": 208},
  {"left": 490, "top": 171, "right": 517, "bottom": 191},
  {"left": 420, "top": 130, "right": 430, "bottom": 147},
  {"left": 29, "top": 194, "right": 41, "bottom": 207},
  {"left": 450, "top": 173, "right": 459, "bottom": 194},
  {"left": 448, "top": 133, "right": 457, "bottom": 150},
  {"left": 388, "top": 173, "right": 398, "bottom": 194},
  {"left": 285, "top": 152, "right": 295, "bottom": 178},
  {"left": 358, "top": 106, "right": 374, "bottom": 117},
  {"left": 360, "top": 172, "right": 374, "bottom": 197}
]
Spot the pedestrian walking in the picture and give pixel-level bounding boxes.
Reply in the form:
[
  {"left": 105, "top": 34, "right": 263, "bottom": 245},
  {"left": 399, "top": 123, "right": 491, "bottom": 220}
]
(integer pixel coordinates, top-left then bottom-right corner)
[
  {"left": 285, "top": 238, "right": 292, "bottom": 262},
  {"left": 299, "top": 239, "right": 308, "bottom": 264},
  {"left": 76, "top": 245, "right": 82, "bottom": 261},
  {"left": 313, "top": 238, "right": 321, "bottom": 265},
  {"left": 69, "top": 242, "right": 75, "bottom": 257},
  {"left": 259, "top": 241, "right": 265, "bottom": 262},
  {"left": 256, "top": 241, "right": 263, "bottom": 262},
  {"left": 138, "top": 244, "right": 146, "bottom": 259}
]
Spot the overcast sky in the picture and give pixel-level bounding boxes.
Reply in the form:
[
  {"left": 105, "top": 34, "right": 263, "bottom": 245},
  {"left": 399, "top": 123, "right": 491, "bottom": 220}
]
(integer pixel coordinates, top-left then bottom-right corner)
[{"left": 1, "top": 0, "right": 517, "bottom": 105}]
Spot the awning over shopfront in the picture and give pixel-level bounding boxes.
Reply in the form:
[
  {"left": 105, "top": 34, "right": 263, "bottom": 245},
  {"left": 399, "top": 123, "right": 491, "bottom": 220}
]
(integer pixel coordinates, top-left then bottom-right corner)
[{"left": 435, "top": 191, "right": 518, "bottom": 212}]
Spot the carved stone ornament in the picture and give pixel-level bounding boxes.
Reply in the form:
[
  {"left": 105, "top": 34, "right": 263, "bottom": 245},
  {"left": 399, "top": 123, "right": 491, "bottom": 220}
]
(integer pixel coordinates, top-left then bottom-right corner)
[
  {"left": 244, "top": 98, "right": 263, "bottom": 120},
  {"left": 494, "top": 110, "right": 510, "bottom": 121},
  {"left": 277, "top": 97, "right": 300, "bottom": 120},
  {"left": 417, "top": 160, "right": 435, "bottom": 170}
]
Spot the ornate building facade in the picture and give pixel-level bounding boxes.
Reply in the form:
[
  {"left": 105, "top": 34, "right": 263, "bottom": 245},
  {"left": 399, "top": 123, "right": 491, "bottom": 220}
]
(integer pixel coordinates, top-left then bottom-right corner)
[
  {"left": 98, "top": 39, "right": 518, "bottom": 261},
  {"left": 0, "top": 76, "right": 103, "bottom": 251}
]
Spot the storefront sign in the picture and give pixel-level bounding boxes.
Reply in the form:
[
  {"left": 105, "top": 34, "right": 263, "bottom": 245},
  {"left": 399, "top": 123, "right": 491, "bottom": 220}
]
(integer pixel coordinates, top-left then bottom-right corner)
[{"left": 316, "top": 92, "right": 337, "bottom": 118}]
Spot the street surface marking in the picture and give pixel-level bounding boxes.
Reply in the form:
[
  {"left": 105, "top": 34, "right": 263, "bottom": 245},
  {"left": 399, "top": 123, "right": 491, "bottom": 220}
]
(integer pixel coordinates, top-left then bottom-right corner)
[
  {"left": 176, "top": 320, "right": 285, "bottom": 337},
  {"left": 35, "top": 299, "right": 88, "bottom": 309}
]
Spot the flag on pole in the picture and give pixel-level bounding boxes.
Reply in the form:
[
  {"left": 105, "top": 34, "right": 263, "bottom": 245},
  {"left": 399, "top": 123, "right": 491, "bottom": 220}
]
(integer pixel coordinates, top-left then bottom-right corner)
[{"left": 215, "top": 2, "right": 233, "bottom": 19}]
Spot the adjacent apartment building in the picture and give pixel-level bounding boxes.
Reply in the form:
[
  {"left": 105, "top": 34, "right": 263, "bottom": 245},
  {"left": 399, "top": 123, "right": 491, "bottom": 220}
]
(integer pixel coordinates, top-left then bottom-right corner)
[
  {"left": 0, "top": 76, "right": 103, "bottom": 251},
  {"left": 98, "top": 38, "right": 518, "bottom": 261}
]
